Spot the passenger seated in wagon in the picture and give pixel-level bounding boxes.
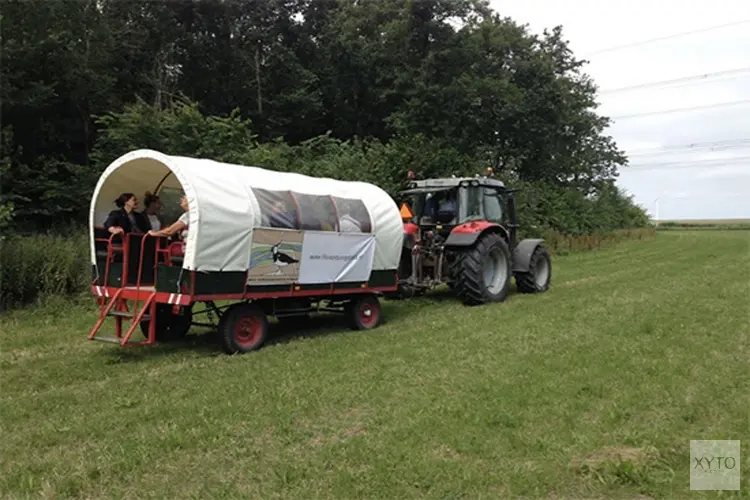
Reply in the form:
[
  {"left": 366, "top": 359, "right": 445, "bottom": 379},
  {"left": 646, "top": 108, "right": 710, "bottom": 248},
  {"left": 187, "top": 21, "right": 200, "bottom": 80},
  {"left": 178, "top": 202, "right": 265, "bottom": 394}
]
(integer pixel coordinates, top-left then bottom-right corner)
[
  {"left": 146, "top": 194, "right": 189, "bottom": 264},
  {"left": 337, "top": 200, "right": 364, "bottom": 232},
  {"left": 147, "top": 194, "right": 189, "bottom": 241},
  {"left": 142, "top": 191, "right": 164, "bottom": 230},
  {"left": 264, "top": 199, "right": 297, "bottom": 229},
  {"left": 104, "top": 192, "right": 151, "bottom": 235}
]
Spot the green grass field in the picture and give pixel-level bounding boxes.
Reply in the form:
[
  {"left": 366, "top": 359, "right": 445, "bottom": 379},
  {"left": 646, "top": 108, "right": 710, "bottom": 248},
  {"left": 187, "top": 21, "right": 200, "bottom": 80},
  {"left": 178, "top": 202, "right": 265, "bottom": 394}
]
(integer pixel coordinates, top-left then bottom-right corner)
[
  {"left": 656, "top": 219, "right": 750, "bottom": 231},
  {"left": 1, "top": 230, "right": 748, "bottom": 499},
  {"left": 658, "top": 219, "right": 750, "bottom": 225}
]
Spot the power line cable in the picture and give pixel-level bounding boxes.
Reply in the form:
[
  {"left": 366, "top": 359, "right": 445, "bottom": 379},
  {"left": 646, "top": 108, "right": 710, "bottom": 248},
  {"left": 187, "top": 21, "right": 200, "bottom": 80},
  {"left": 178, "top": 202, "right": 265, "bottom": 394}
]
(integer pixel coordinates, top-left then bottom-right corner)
[
  {"left": 584, "top": 20, "right": 750, "bottom": 56},
  {"left": 626, "top": 155, "right": 750, "bottom": 170},
  {"left": 598, "top": 67, "right": 750, "bottom": 94},
  {"left": 626, "top": 138, "right": 750, "bottom": 157},
  {"left": 609, "top": 99, "right": 750, "bottom": 120}
]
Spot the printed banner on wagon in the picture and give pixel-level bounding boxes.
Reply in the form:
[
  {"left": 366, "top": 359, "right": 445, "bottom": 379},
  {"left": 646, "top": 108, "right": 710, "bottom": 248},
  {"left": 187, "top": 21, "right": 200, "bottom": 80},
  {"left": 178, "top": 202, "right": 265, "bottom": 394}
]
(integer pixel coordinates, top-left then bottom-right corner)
[
  {"left": 247, "top": 228, "right": 376, "bottom": 285},
  {"left": 297, "top": 232, "right": 376, "bottom": 284}
]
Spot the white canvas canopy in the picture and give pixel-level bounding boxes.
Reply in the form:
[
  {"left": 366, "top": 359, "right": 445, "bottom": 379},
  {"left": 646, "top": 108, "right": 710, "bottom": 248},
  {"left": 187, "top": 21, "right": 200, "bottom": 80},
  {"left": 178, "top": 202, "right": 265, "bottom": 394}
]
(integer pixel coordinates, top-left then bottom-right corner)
[{"left": 89, "top": 149, "right": 403, "bottom": 274}]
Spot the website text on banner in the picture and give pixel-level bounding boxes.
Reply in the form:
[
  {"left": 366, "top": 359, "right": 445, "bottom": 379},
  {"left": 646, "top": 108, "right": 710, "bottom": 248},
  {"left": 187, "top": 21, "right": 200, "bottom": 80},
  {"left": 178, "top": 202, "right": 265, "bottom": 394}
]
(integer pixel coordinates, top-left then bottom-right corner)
[{"left": 297, "top": 233, "right": 376, "bottom": 284}]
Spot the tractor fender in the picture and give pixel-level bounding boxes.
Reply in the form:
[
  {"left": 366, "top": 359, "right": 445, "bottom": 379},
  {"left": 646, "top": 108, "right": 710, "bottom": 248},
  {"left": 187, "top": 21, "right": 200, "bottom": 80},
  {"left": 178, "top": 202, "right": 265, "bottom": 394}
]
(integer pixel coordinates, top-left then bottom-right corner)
[
  {"left": 444, "top": 221, "right": 507, "bottom": 247},
  {"left": 511, "top": 238, "right": 545, "bottom": 273}
]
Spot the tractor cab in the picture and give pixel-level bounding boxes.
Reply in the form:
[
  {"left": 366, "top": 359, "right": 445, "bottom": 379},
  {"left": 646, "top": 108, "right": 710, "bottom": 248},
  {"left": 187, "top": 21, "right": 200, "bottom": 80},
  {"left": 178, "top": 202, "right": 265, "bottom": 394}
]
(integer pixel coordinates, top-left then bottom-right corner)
[
  {"left": 400, "top": 186, "right": 458, "bottom": 230},
  {"left": 398, "top": 169, "right": 515, "bottom": 241}
]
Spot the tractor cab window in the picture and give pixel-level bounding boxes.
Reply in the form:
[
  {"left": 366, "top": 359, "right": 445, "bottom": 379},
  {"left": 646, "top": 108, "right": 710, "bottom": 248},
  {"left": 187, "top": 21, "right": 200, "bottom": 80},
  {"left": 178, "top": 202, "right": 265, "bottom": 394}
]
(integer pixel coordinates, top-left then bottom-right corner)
[
  {"left": 459, "top": 186, "right": 483, "bottom": 223},
  {"left": 401, "top": 194, "right": 424, "bottom": 224},
  {"left": 483, "top": 187, "right": 505, "bottom": 223},
  {"left": 423, "top": 189, "right": 457, "bottom": 224}
]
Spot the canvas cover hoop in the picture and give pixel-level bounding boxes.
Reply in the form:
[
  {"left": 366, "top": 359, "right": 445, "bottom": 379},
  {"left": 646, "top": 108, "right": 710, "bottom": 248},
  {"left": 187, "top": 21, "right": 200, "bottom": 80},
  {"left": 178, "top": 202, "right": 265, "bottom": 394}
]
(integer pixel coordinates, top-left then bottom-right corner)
[{"left": 89, "top": 149, "right": 403, "bottom": 274}]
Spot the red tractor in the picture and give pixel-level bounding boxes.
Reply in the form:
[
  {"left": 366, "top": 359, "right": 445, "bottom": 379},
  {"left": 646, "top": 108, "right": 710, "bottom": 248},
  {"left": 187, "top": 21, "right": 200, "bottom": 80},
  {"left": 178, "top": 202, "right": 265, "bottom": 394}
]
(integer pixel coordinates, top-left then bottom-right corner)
[{"left": 393, "top": 169, "right": 551, "bottom": 305}]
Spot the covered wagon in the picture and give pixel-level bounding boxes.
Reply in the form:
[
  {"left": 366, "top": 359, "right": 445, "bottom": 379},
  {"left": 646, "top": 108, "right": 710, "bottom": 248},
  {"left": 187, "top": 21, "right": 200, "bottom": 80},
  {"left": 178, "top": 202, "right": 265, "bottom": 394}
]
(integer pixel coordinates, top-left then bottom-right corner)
[{"left": 88, "top": 149, "right": 402, "bottom": 353}]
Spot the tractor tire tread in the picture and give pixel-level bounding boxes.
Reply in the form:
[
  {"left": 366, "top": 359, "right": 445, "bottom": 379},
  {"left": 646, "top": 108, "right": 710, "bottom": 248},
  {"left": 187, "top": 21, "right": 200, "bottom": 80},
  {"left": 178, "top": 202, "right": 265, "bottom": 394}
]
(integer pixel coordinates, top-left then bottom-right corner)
[
  {"left": 453, "top": 232, "right": 511, "bottom": 306},
  {"left": 515, "top": 246, "right": 551, "bottom": 293}
]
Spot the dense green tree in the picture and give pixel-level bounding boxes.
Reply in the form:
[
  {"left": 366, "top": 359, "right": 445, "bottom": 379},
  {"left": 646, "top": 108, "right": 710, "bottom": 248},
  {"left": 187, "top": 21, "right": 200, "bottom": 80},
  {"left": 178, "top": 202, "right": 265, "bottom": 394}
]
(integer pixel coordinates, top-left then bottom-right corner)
[{"left": 0, "top": 0, "right": 645, "bottom": 233}]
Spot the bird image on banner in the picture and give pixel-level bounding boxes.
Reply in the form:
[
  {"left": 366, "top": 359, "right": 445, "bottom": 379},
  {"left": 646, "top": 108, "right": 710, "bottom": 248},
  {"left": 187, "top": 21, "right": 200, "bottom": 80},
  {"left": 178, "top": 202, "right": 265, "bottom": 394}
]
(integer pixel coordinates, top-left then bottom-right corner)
[{"left": 268, "top": 240, "right": 299, "bottom": 276}]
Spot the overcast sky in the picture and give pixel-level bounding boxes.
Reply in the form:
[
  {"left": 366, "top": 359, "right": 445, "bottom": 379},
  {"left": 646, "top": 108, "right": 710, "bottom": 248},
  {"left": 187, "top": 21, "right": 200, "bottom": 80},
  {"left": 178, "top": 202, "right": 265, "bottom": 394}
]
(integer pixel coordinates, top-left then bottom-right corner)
[{"left": 489, "top": 0, "right": 750, "bottom": 220}]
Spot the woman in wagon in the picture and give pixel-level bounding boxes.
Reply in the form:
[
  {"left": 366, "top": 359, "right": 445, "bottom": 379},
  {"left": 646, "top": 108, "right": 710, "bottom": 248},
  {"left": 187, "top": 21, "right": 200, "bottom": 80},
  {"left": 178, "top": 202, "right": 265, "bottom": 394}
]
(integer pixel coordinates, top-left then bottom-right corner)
[
  {"left": 104, "top": 192, "right": 151, "bottom": 235},
  {"left": 142, "top": 191, "right": 164, "bottom": 231},
  {"left": 147, "top": 194, "right": 190, "bottom": 241}
]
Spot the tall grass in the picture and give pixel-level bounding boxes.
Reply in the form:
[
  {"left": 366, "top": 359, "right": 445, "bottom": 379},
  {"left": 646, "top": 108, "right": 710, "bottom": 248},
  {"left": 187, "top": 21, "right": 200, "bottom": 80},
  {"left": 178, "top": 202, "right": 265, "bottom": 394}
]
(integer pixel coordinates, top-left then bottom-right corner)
[
  {"left": 656, "top": 221, "right": 750, "bottom": 231},
  {"left": 0, "top": 232, "right": 90, "bottom": 311},
  {"left": 0, "top": 227, "right": 657, "bottom": 312},
  {"left": 539, "top": 227, "right": 656, "bottom": 255}
]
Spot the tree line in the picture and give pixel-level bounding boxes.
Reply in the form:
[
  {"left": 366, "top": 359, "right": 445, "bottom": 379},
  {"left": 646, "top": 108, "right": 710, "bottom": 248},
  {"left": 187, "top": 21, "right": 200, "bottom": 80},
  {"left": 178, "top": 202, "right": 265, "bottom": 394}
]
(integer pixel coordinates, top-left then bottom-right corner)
[{"left": 0, "top": 0, "right": 646, "bottom": 234}]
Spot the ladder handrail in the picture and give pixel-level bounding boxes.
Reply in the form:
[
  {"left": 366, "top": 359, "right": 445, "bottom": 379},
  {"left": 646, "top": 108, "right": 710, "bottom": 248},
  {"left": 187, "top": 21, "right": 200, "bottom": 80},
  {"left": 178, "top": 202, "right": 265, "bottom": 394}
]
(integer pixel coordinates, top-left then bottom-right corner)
[
  {"left": 101, "top": 232, "right": 125, "bottom": 290},
  {"left": 133, "top": 233, "right": 156, "bottom": 322},
  {"left": 121, "top": 233, "right": 130, "bottom": 287}
]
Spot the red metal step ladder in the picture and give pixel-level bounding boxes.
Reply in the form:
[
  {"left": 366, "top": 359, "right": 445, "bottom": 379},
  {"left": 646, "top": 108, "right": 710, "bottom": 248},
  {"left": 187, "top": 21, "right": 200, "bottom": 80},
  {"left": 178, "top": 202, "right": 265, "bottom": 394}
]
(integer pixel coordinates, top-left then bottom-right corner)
[
  {"left": 88, "top": 289, "right": 158, "bottom": 346},
  {"left": 88, "top": 232, "right": 160, "bottom": 346}
]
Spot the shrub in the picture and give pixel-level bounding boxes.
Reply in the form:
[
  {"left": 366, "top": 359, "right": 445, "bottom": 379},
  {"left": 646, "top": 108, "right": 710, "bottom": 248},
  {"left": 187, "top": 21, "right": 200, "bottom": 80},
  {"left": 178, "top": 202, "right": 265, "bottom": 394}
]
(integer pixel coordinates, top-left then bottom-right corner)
[
  {"left": 0, "top": 231, "right": 89, "bottom": 311},
  {"left": 538, "top": 227, "right": 656, "bottom": 256}
]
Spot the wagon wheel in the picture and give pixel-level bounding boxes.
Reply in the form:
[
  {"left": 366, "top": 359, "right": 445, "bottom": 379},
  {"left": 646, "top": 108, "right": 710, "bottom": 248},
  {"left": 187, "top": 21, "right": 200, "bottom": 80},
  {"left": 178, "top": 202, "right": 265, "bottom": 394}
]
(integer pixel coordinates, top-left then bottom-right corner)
[
  {"left": 140, "top": 303, "right": 193, "bottom": 342},
  {"left": 346, "top": 294, "right": 382, "bottom": 330},
  {"left": 219, "top": 303, "right": 269, "bottom": 354}
]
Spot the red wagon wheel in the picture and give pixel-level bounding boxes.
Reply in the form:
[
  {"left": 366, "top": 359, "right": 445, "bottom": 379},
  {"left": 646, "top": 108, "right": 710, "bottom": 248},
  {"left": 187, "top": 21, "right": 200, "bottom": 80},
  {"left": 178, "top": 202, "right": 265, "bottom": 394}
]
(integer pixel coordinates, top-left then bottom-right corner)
[
  {"left": 220, "top": 303, "right": 269, "bottom": 354},
  {"left": 347, "top": 294, "right": 382, "bottom": 330}
]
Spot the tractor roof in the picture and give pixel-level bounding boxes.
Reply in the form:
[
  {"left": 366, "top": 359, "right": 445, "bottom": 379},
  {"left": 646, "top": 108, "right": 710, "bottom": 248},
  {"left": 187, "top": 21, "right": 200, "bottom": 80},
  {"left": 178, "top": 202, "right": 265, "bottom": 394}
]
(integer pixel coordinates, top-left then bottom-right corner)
[{"left": 400, "top": 176, "right": 505, "bottom": 194}]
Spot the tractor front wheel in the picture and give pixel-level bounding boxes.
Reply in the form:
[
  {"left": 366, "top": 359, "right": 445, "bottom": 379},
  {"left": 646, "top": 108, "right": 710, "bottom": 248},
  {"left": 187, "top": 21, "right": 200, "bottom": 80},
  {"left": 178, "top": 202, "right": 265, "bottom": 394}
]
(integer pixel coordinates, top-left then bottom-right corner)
[
  {"left": 515, "top": 246, "right": 551, "bottom": 293},
  {"left": 453, "top": 232, "right": 512, "bottom": 306}
]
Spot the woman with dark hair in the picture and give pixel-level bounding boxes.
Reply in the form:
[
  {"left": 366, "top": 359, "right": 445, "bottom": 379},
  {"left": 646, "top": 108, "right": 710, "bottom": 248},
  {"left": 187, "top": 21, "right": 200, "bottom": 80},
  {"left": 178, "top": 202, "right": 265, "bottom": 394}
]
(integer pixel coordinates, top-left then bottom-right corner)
[
  {"left": 143, "top": 191, "right": 163, "bottom": 230},
  {"left": 104, "top": 192, "right": 151, "bottom": 235}
]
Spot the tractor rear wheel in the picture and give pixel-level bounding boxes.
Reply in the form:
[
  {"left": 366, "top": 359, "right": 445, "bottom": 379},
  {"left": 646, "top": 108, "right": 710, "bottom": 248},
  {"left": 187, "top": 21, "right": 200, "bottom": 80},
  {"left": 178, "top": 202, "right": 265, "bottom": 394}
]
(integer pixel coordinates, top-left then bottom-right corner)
[
  {"left": 453, "top": 232, "right": 512, "bottom": 305},
  {"left": 515, "top": 246, "right": 551, "bottom": 293}
]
